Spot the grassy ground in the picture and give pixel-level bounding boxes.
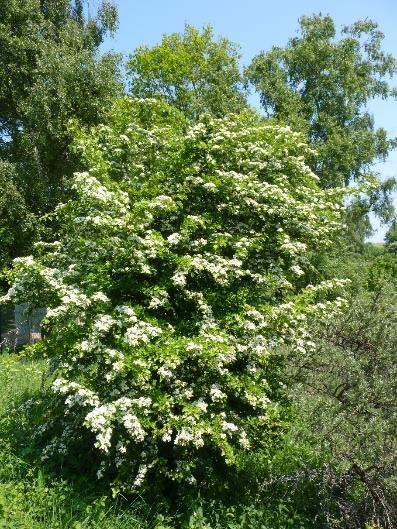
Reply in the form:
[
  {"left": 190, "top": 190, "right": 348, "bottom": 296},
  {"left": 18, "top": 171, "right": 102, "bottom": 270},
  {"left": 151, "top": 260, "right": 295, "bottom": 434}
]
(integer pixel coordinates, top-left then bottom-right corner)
[{"left": 0, "top": 354, "right": 159, "bottom": 528}]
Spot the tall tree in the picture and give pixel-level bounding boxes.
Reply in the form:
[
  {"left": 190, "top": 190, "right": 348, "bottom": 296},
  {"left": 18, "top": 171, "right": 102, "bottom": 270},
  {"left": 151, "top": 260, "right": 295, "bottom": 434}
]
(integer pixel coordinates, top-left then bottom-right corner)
[
  {"left": 246, "top": 15, "right": 396, "bottom": 193},
  {"left": 127, "top": 25, "right": 247, "bottom": 120},
  {"left": 0, "top": 0, "right": 122, "bottom": 269},
  {"left": 0, "top": 161, "right": 37, "bottom": 270}
]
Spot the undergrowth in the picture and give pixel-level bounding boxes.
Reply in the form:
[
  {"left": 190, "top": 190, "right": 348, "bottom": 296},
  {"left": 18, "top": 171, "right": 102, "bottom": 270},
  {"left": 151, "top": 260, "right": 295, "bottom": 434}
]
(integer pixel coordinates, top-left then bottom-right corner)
[{"left": 0, "top": 353, "right": 315, "bottom": 529}]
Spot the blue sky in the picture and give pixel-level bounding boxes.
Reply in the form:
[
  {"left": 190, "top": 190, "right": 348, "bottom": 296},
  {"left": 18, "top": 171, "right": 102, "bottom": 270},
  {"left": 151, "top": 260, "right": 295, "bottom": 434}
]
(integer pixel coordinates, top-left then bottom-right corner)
[{"left": 101, "top": 0, "right": 397, "bottom": 242}]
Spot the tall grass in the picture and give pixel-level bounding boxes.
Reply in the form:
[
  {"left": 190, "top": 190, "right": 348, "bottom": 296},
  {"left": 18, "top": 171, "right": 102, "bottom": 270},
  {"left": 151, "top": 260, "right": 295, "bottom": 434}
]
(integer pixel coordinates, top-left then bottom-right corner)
[{"left": 0, "top": 354, "right": 156, "bottom": 528}]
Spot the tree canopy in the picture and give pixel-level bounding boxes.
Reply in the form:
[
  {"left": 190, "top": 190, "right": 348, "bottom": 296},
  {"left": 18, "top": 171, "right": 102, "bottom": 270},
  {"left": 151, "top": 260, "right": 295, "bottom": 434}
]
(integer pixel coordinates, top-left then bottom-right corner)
[
  {"left": 128, "top": 25, "right": 247, "bottom": 120},
  {"left": 0, "top": 0, "right": 122, "bottom": 269},
  {"left": 246, "top": 15, "right": 396, "bottom": 191}
]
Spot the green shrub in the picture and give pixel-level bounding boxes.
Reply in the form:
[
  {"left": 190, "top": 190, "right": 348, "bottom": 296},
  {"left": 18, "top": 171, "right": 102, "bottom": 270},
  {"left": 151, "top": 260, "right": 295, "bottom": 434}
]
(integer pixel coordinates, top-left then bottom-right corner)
[
  {"left": 285, "top": 270, "right": 397, "bottom": 528},
  {"left": 3, "top": 97, "right": 345, "bottom": 494}
]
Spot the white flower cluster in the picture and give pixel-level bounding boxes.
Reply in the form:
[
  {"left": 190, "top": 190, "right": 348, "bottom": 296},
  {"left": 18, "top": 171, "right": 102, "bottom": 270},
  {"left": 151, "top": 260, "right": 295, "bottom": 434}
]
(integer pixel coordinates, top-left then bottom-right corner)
[
  {"left": 125, "top": 320, "right": 162, "bottom": 347},
  {"left": 174, "top": 426, "right": 204, "bottom": 448}
]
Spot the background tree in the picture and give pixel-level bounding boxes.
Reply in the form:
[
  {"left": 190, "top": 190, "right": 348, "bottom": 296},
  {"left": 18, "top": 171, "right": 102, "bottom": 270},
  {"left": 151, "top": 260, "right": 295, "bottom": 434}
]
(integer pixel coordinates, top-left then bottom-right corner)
[
  {"left": 0, "top": 0, "right": 122, "bottom": 270},
  {"left": 0, "top": 161, "right": 37, "bottom": 271},
  {"left": 246, "top": 15, "right": 397, "bottom": 236},
  {"left": 127, "top": 25, "right": 247, "bottom": 120},
  {"left": 385, "top": 219, "right": 397, "bottom": 253}
]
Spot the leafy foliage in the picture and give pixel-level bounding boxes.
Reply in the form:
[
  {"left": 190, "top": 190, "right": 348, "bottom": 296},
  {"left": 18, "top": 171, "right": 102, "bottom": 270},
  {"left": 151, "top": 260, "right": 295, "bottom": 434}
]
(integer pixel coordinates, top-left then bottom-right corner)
[
  {"left": 246, "top": 15, "right": 396, "bottom": 192},
  {"left": 0, "top": 0, "right": 122, "bottom": 267},
  {"left": 3, "top": 97, "right": 345, "bottom": 494},
  {"left": 385, "top": 220, "right": 397, "bottom": 253},
  {"left": 0, "top": 161, "right": 37, "bottom": 271},
  {"left": 128, "top": 25, "right": 247, "bottom": 120},
  {"left": 285, "top": 258, "right": 397, "bottom": 528}
]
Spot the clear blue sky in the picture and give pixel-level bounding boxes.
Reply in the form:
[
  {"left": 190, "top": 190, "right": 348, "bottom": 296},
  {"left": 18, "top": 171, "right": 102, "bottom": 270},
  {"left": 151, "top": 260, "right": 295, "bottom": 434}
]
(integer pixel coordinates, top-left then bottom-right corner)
[{"left": 101, "top": 0, "right": 397, "bottom": 242}]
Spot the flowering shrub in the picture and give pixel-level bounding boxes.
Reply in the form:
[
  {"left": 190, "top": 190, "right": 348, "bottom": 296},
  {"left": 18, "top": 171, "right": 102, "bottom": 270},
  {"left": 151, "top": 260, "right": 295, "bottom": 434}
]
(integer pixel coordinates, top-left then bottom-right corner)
[{"left": 3, "top": 98, "right": 347, "bottom": 493}]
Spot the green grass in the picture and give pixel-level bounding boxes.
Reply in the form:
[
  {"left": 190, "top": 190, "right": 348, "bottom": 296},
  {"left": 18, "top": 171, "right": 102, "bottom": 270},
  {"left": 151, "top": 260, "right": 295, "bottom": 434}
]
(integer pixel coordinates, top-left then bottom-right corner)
[
  {"left": 0, "top": 354, "right": 157, "bottom": 528},
  {"left": 0, "top": 353, "right": 44, "bottom": 415}
]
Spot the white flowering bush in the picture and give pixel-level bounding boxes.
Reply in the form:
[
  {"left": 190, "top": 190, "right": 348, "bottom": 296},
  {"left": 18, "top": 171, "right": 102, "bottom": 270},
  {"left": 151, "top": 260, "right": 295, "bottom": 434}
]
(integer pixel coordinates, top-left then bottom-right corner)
[{"left": 3, "top": 98, "right": 347, "bottom": 493}]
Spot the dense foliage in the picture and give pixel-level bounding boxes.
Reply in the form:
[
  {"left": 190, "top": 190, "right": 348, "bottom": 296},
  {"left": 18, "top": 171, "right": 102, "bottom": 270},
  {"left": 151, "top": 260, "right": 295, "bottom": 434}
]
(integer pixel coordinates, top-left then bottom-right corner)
[
  {"left": 3, "top": 97, "right": 346, "bottom": 494},
  {"left": 0, "top": 161, "right": 37, "bottom": 270},
  {"left": 286, "top": 273, "right": 397, "bottom": 528},
  {"left": 0, "top": 0, "right": 122, "bottom": 269},
  {"left": 385, "top": 220, "right": 397, "bottom": 253},
  {"left": 247, "top": 15, "right": 396, "bottom": 190},
  {"left": 128, "top": 25, "right": 247, "bottom": 120}
]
